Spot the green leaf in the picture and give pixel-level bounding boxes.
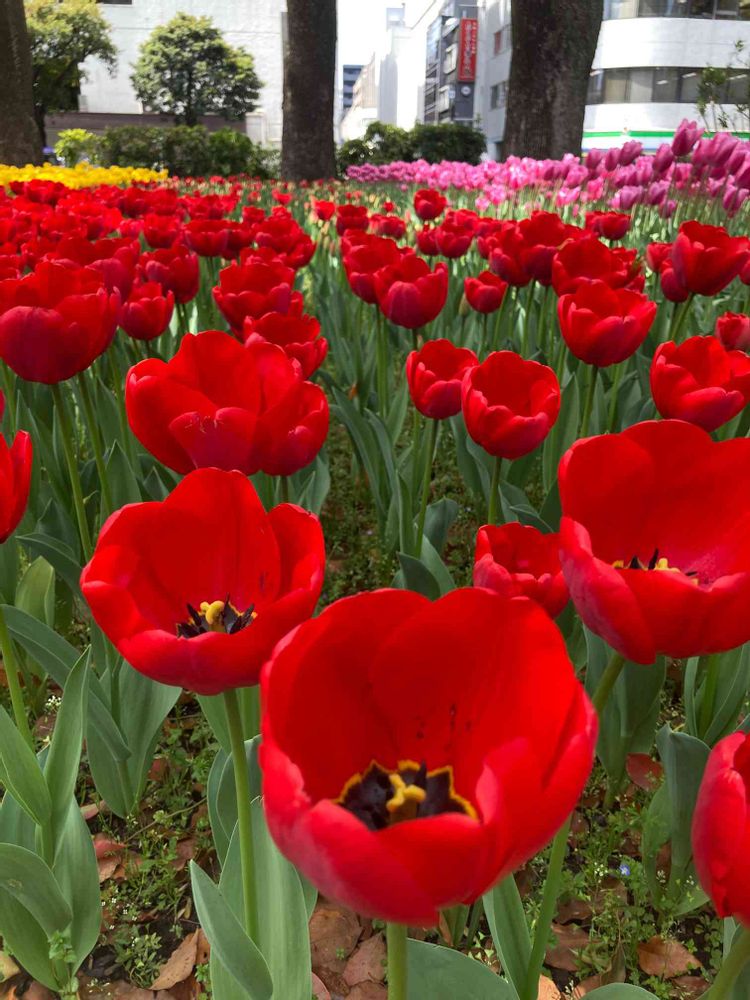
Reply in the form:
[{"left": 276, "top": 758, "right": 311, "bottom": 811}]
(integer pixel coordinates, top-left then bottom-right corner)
[
  {"left": 423, "top": 497, "right": 458, "bottom": 556},
  {"left": 0, "top": 706, "right": 51, "bottom": 826},
  {"left": 483, "top": 876, "right": 530, "bottom": 999},
  {"left": 206, "top": 739, "right": 262, "bottom": 868},
  {"left": 0, "top": 844, "right": 72, "bottom": 936},
  {"left": 396, "top": 552, "right": 441, "bottom": 600},
  {"left": 52, "top": 801, "right": 101, "bottom": 969},
  {"left": 0, "top": 891, "right": 61, "bottom": 991},
  {"left": 190, "top": 863, "right": 273, "bottom": 1000},
  {"left": 583, "top": 988, "right": 659, "bottom": 999},
  {"left": 17, "top": 533, "right": 82, "bottom": 596},
  {"left": 15, "top": 556, "right": 56, "bottom": 629},
  {"left": 106, "top": 440, "right": 142, "bottom": 508},
  {"left": 407, "top": 940, "right": 512, "bottom": 999},
  {"left": 542, "top": 374, "right": 579, "bottom": 493},
  {"left": 44, "top": 651, "right": 89, "bottom": 852}
]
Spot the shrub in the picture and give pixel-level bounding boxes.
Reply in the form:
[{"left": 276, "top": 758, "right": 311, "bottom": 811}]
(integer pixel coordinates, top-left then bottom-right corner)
[
  {"left": 336, "top": 119, "right": 486, "bottom": 174},
  {"left": 99, "top": 124, "right": 278, "bottom": 177},
  {"left": 53, "top": 128, "right": 102, "bottom": 166}
]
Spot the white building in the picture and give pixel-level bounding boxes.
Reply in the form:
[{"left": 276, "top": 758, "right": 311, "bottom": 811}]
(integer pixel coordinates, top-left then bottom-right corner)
[
  {"left": 76, "top": 0, "right": 285, "bottom": 147},
  {"left": 481, "top": 0, "right": 750, "bottom": 154}
]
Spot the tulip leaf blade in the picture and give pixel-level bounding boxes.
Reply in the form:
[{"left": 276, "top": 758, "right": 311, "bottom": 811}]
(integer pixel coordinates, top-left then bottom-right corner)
[
  {"left": 483, "top": 875, "right": 530, "bottom": 1000},
  {"left": 44, "top": 650, "right": 89, "bottom": 851},
  {"left": 582, "top": 987, "right": 660, "bottom": 998},
  {"left": 0, "top": 844, "right": 73, "bottom": 937},
  {"left": 0, "top": 705, "right": 51, "bottom": 828},
  {"left": 17, "top": 532, "right": 82, "bottom": 597},
  {"left": 190, "top": 861, "right": 273, "bottom": 1000},
  {"left": 406, "top": 939, "right": 513, "bottom": 998}
]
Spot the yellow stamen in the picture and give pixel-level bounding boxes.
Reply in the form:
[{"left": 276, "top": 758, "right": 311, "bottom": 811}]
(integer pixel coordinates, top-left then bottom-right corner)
[
  {"left": 387, "top": 773, "right": 427, "bottom": 818},
  {"left": 200, "top": 600, "right": 226, "bottom": 627}
]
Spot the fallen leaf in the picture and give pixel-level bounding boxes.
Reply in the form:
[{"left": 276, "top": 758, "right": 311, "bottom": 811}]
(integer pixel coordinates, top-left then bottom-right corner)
[
  {"left": 310, "top": 901, "right": 361, "bottom": 992},
  {"left": 556, "top": 897, "right": 593, "bottom": 925},
  {"left": 344, "top": 933, "right": 386, "bottom": 986},
  {"left": 0, "top": 950, "right": 20, "bottom": 981},
  {"left": 672, "top": 974, "right": 710, "bottom": 998},
  {"left": 93, "top": 835, "right": 126, "bottom": 859},
  {"left": 538, "top": 975, "right": 561, "bottom": 999},
  {"left": 151, "top": 931, "right": 199, "bottom": 990},
  {"left": 626, "top": 754, "right": 664, "bottom": 791},
  {"left": 347, "top": 985, "right": 387, "bottom": 1000},
  {"left": 570, "top": 811, "right": 589, "bottom": 839},
  {"left": 545, "top": 922, "right": 589, "bottom": 973},
  {"left": 311, "top": 973, "right": 330, "bottom": 1000},
  {"left": 437, "top": 912, "right": 452, "bottom": 945},
  {"left": 80, "top": 802, "right": 100, "bottom": 822},
  {"left": 195, "top": 930, "right": 210, "bottom": 966},
  {"left": 171, "top": 839, "right": 196, "bottom": 871},
  {"left": 637, "top": 937, "right": 701, "bottom": 979},
  {"left": 111, "top": 983, "right": 153, "bottom": 1000}
]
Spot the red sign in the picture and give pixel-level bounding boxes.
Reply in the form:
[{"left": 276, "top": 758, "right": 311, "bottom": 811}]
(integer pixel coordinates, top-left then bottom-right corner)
[{"left": 457, "top": 18, "right": 478, "bottom": 82}]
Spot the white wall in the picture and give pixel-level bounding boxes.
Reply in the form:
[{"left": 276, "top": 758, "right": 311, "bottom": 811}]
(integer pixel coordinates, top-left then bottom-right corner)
[
  {"left": 79, "top": 0, "right": 285, "bottom": 147},
  {"left": 594, "top": 15, "right": 750, "bottom": 69}
]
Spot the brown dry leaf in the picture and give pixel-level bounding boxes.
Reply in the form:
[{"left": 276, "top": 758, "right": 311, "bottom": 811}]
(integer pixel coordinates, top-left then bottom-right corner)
[
  {"left": 310, "top": 901, "right": 362, "bottom": 989},
  {"left": 0, "top": 950, "right": 19, "bottom": 983},
  {"left": 545, "top": 922, "right": 590, "bottom": 973},
  {"left": 590, "top": 878, "right": 628, "bottom": 915},
  {"left": 626, "top": 754, "right": 664, "bottom": 791},
  {"left": 538, "top": 975, "right": 561, "bottom": 999},
  {"left": 151, "top": 931, "right": 199, "bottom": 990},
  {"left": 21, "top": 986, "right": 55, "bottom": 1000},
  {"left": 347, "top": 985, "right": 387, "bottom": 1000},
  {"left": 171, "top": 839, "right": 196, "bottom": 871},
  {"left": 93, "top": 835, "right": 126, "bottom": 859},
  {"left": 556, "top": 897, "right": 593, "bottom": 925},
  {"left": 672, "top": 975, "right": 711, "bottom": 998},
  {"left": 80, "top": 802, "right": 100, "bottom": 822},
  {"left": 344, "top": 933, "right": 386, "bottom": 987},
  {"left": 637, "top": 937, "right": 701, "bottom": 979},
  {"left": 570, "top": 811, "right": 590, "bottom": 840},
  {"left": 437, "top": 912, "right": 453, "bottom": 945},
  {"left": 111, "top": 983, "right": 153, "bottom": 1000},
  {"left": 195, "top": 930, "right": 210, "bottom": 966},
  {"left": 311, "top": 973, "right": 330, "bottom": 1000}
]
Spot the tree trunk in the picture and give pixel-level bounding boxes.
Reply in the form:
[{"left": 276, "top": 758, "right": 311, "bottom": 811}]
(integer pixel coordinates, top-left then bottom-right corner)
[
  {"left": 0, "top": 0, "right": 43, "bottom": 165},
  {"left": 281, "top": 0, "right": 336, "bottom": 180},
  {"left": 504, "top": 0, "right": 602, "bottom": 160}
]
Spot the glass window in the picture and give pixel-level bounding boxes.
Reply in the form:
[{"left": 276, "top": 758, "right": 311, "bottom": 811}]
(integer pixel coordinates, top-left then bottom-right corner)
[
  {"left": 493, "top": 30, "right": 501, "bottom": 55},
  {"left": 629, "top": 67, "right": 654, "bottom": 100},
  {"left": 727, "top": 70, "right": 750, "bottom": 102},
  {"left": 587, "top": 69, "right": 604, "bottom": 104},
  {"left": 490, "top": 84, "right": 500, "bottom": 109},
  {"left": 606, "top": 0, "right": 638, "bottom": 14},
  {"left": 653, "top": 67, "right": 680, "bottom": 101},
  {"left": 604, "top": 69, "right": 629, "bottom": 102},
  {"left": 741, "top": 0, "right": 750, "bottom": 18},
  {"left": 679, "top": 68, "right": 701, "bottom": 101},
  {"left": 688, "top": 0, "right": 713, "bottom": 14},
  {"left": 715, "top": 0, "right": 739, "bottom": 16}
]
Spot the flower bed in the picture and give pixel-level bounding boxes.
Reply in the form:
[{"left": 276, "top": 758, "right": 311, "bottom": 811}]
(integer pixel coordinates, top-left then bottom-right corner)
[{"left": 0, "top": 120, "right": 747, "bottom": 1000}]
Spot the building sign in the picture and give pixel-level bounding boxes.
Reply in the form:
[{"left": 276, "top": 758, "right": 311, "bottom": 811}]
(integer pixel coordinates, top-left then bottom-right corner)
[{"left": 457, "top": 18, "right": 478, "bottom": 82}]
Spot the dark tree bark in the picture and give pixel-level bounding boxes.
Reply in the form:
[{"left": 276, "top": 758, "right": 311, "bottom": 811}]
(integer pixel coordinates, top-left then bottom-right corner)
[
  {"left": 281, "top": 0, "right": 336, "bottom": 180},
  {"left": 0, "top": 0, "right": 42, "bottom": 165},
  {"left": 504, "top": 0, "right": 603, "bottom": 160}
]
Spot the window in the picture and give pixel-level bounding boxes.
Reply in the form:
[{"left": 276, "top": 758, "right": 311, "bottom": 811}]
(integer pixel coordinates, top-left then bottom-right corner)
[
  {"left": 653, "top": 67, "right": 680, "bottom": 101},
  {"left": 603, "top": 69, "right": 629, "bottom": 102},
  {"left": 490, "top": 84, "right": 500, "bottom": 109},
  {"left": 587, "top": 69, "right": 605, "bottom": 104},
  {"left": 629, "top": 67, "right": 654, "bottom": 101},
  {"left": 442, "top": 44, "right": 457, "bottom": 74},
  {"left": 605, "top": 0, "right": 750, "bottom": 15},
  {"left": 493, "top": 30, "right": 502, "bottom": 54},
  {"left": 679, "top": 69, "right": 701, "bottom": 102},
  {"left": 604, "top": 0, "right": 638, "bottom": 16},
  {"left": 726, "top": 70, "right": 750, "bottom": 102}
]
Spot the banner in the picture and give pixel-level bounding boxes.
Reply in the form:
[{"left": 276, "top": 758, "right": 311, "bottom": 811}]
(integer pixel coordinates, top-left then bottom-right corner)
[{"left": 457, "top": 18, "right": 478, "bottom": 82}]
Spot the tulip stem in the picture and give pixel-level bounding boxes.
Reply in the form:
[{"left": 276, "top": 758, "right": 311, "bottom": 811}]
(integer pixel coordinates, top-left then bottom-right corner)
[
  {"left": 51, "top": 382, "right": 93, "bottom": 561},
  {"left": 606, "top": 363, "right": 623, "bottom": 433},
  {"left": 521, "top": 282, "right": 534, "bottom": 357},
  {"left": 706, "top": 928, "right": 750, "bottom": 1000},
  {"left": 699, "top": 653, "right": 721, "bottom": 738},
  {"left": 415, "top": 418, "right": 438, "bottom": 557},
  {"left": 223, "top": 688, "right": 259, "bottom": 944},
  {"left": 487, "top": 456, "right": 502, "bottom": 525},
  {"left": 76, "top": 374, "right": 114, "bottom": 515},
  {"left": 580, "top": 365, "right": 598, "bottom": 439},
  {"left": 386, "top": 922, "right": 408, "bottom": 1000},
  {"left": 668, "top": 294, "right": 695, "bottom": 344},
  {"left": 590, "top": 651, "right": 627, "bottom": 715},
  {"left": 279, "top": 475, "right": 290, "bottom": 504},
  {"left": 521, "top": 816, "right": 571, "bottom": 1000},
  {"left": 376, "top": 311, "right": 389, "bottom": 416},
  {"left": 0, "top": 603, "right": 33, "bottom": 750}
]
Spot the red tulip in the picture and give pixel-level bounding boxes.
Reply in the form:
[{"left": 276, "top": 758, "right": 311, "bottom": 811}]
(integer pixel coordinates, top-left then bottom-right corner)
[
  {"left": 242, "top": 310, "right": 328, "bottom": 377},
  {"left": 462, "top": 351, "right": 560, "bottom": 459},
  {"left": 371, "top": 213, "right": 407, "bottom": 240},
  {"left": 119, "top": 281, "right": 175, "bottom": 342},
  {"left": 80, "top": 468, "right": 325, "bottom": 695},
  {"left": 183, "top": 219, "right": 230, "bottom": 258},
  {"left": 434, "top": 220, "right": 473, "bottom": 259},
  {"left": 584, "top": 211, "right": 631, "bottom": 241},
  {"left": 374, "top": 256, "right": 448, "bottom": 329},
  {"left": 0, "top": 429, "right": 32, "bottom": 542},
  {"left": 343, "top": 236, "right": 405, "bottom": 306},
  {"left": 474, "top": 522, "right": 568, "bottom": 618},
  {"left": 406, "top": 339, "right": 478, "bottom": 419},
  {"left": 650, "top": 335, "right": 750, "bottom": 432},
  {"left": 312, "top": 199, "right": 335, "bottom": 222},
  {"left": 126, "top": 331, "right": 328, "bottom": 477},
  {"left": 557, "top": 280, "right": 657, "bottom": 367},
  {"left": 139, "top": 246, "right": 200, "bottom": 305},
  {"left": 259, "top": 587, "right": 596, "bottom": 925},
  {"left": 213, "top": 260, "right": 297, "bottom": 333},
  {"left": 336, "top": 204, "right": 369, "bottom": 236},
  {"left": 50, "top": 235, "right": 139, "bottom": 299},
  {"left": 464, "top": 271, "right": 508, "bottom": 314},
  {"left": 559, "top": 420, "right": 750, "bottom": 663},
  {"left": 715, "top": 312, "right": 750, "bottom": 352},
  {"left": 0, "top": 261, "right": 119, "bottom": 383},
  {"left": 142, "top": 213, "right": 183, "bottom": 250},
  {"left": 692, "top": 730, "right": 750, "bottom": 925},
  {"left": 416, "top": 226, "right": 441, "bottom": 256},
  {"left": 671, "top": 221, "right": 749, "bottom": 297},
  {"left": 487, "top": 213, "right": 581, "bottom": 287},
  {"left": 552, "top": 236, "right": 641, "bottom": 296},
  {"left": 414, "top": 188, "right": 447, "bottom": 221}
]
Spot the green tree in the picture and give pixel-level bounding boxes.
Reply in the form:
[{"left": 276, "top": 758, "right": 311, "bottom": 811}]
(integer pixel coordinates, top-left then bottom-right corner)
[
  {"left": 698, "top": 41, "right": 750, "bottom": 132},
  {"left": 131, "top": 13, "right": 262, "bottom": 126},
  {"left": 25, "top": 0, "right": 117, "bottom": 147}
]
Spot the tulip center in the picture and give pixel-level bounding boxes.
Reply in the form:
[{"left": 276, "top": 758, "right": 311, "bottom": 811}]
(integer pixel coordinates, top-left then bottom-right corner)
[
  {"left": 176, "top": 597, "right": 257, "bottom": 638},
  {"left": 612, "top": 548, "right": 699, "bottom": 583},
  {"left": 336, "top": 760, "right": 477, "bottom": 831}
]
